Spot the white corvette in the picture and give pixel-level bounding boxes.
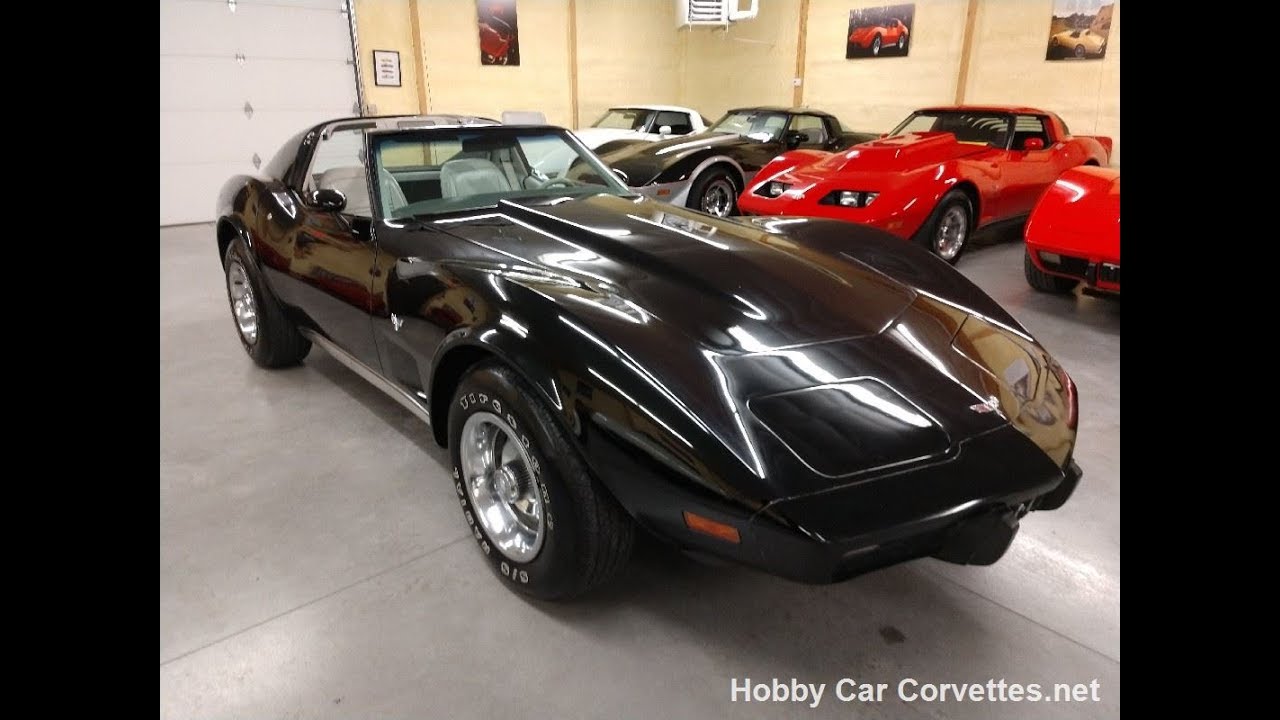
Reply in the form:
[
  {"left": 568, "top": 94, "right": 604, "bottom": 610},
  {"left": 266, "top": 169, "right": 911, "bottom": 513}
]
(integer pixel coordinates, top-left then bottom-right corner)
[{"left": 574, "top": 105, "right": 708, "bottom": 150}]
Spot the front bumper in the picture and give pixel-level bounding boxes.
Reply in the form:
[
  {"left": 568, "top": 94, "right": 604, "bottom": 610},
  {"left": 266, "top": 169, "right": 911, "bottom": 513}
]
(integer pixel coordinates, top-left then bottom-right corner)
[
  {"left": 608, "top": 422, "right": 1084, "bottom": 585},
  {"left": 633, "top": 179, "right": 694, "bottom": 208},
  {"left": 1027, "top": 244, "right": 1120, "bottom": 294},
  {"left": 745, "top": 434, "right": 1083, "bottom": 584},
  {"left": 736, "top": 193, "right": 923, "bottom": 240}
]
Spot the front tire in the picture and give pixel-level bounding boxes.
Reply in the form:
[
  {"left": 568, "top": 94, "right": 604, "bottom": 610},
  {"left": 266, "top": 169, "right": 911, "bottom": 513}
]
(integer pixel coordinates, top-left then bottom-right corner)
[
  {"left": 913, "top": 190, "right": 973, "bottom": 264},
  {"left": 1024, "top": 249, "right": 1079, "bottom": 294},
  {"left": 222, "top": 236, "right": 310, "bottom": 368},
  {"left": 688, "top": 169, "right": 739, "bottom": 218},
  {"left": 448, "top": 362, "right": 634, "bottom": 600},
  {"left": 897, "top": 35, "right": 906, "bottom": 51},
  {"left": 1074, "top": 44, "right": 1086, "bottom": 58}
]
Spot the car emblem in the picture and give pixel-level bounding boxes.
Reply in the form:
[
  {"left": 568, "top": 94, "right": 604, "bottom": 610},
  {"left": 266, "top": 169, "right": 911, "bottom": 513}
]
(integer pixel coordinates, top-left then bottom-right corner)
[{"left": 969, "top": 396, "right": 1001, "bottom": 414}]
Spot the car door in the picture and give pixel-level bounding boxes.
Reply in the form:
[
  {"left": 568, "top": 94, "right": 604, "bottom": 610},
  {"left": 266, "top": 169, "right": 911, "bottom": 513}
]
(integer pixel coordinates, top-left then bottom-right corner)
[
  {"left": 998, "top": 114, "right": 1070, "bottom": 218},
  {"left": 279, "top": 123, "right": 381, "bottom": 366},
  {"left": 365, "top": 131, "right": 487, "bottom": 397}
]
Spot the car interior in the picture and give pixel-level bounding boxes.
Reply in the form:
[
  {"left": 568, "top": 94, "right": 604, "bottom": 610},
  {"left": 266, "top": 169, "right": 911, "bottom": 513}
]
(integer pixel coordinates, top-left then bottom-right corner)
[
  {"left": 1011, "top": 115, "right": 1051, "bottom": 151},
  {"left": 652, "top": 111, "right": 693, "bottom": 135}
]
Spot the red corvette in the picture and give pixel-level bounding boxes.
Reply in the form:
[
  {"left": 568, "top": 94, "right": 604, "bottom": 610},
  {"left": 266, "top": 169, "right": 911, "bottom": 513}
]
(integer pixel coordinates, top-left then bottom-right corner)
[
  {"left": 1024, "top": 166, "right": 1119, "bottom": 295},
  {"left": 738, "top": 105, "right": 1112, "bottom": 263},
  {"left": 849, "top": 18, "right": 909, "bottom": 55}
]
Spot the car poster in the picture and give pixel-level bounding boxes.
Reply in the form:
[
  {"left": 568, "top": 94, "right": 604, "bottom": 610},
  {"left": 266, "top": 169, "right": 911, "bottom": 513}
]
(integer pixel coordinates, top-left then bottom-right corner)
[
  {"left": 1046, "top": 0, "right": 1113, "bottom": 60},
  {"left": 477, "top": 0, "right": 520, "bottom": 66},
  {"left": 846, "top": 4, "right": 915, "bottom": 59}
]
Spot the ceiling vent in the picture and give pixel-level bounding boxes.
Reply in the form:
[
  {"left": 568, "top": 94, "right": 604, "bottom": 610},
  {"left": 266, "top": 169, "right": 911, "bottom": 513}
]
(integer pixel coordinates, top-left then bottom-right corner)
[{"left": 676, "top": 0, "right": 759, "bottom": 28}]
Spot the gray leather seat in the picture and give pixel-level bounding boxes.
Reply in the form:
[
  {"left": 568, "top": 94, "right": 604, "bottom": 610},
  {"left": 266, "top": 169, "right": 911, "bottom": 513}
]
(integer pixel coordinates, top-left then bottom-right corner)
[
  {"left": 316, "top": 166, "right": 408, "bottom": 217},
  {"left": 317, "top": 166, "right": 371, "bottom": 215},
  {"left": 440, "top": 158, "right": 512, "bottom": 199},
  {"left": 376, "top": 167, "right": 408, "bottom": 216}
]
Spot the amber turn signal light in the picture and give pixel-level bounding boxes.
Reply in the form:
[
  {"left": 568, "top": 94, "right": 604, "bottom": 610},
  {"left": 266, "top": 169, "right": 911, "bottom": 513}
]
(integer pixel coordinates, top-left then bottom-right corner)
[{"left": 683, "top": 511, "right": 741, "bottom": 544}]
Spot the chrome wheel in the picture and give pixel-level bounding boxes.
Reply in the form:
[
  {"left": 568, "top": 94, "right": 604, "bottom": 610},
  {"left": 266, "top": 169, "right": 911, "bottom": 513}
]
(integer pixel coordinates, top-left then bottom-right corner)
[
  {"left": 226, "top": 259, "right": 259, "bottom": 345},
  {"left": 461, "top": 411, "right": 545, "bottom": 563},
  {"left": 935, "top": 205, "right": 969, "bottom": 261},
  {"left": 1074, "top": 44, "right": 1085, "bottom": 58},
  {"left": 898, "top": 36, "right": 905, "bottom": 50},
  {"left": 699, "top": 177, "right": 736, "bottom": 217},
  {"left": 872, "top": 36, "right": 881, "bottom": 55}
]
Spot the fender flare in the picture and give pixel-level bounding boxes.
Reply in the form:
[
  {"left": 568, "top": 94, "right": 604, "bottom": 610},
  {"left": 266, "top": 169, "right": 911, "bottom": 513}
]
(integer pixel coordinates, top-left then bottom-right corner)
[
  {"left": 427, "top": 324, "right": 571, "bottom": 447},
  {"left": 672, "top": 155, "right": 750, "bottom": 207}
]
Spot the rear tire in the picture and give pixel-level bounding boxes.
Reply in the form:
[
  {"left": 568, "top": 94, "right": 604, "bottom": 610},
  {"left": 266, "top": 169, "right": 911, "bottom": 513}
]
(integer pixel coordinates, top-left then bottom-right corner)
[
  {"left": 222, "top": 236, "right": 310, "bottom": 368},
  {"left": 871, "top": 35, "right": 882, "bottom": 55},
  {"left": 448, "top": 362, "right": 634, "bottom": 600},
  {"left": 1024, "top": 248, "right": 1079, "bottom": 294}
]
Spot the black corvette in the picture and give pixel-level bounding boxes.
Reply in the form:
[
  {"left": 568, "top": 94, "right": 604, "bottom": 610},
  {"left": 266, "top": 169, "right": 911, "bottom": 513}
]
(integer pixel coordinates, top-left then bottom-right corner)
[
  {"left": 594, "top": 106, "right": 878, "bottom": 217},
  {"left": 215, "top": 115, "right": 1082, "bottom": 599}
]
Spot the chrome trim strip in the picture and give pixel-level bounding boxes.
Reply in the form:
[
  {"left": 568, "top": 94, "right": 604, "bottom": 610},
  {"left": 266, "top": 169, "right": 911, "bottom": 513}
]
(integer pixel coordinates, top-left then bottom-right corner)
[
  {"left": 344, "top": 0, "right": 365, "bottom": 116},
  {"left": 301, "top": 329, "right": 432, "bottom": 427}
]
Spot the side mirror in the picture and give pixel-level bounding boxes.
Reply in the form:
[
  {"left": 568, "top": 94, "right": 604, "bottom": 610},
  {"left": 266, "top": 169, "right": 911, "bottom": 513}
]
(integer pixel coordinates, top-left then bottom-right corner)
[
  {"left": 785, "top": 131, "right": 810, "bottom": 148},
  {"left": 311, "top": 188, "right": 347, "bottom": 211},
  {"left": 1022, "top": 138, "right": 1045, "bottom": 152},
  {"left": 658, "top": 124, "right": 673, "bottom": 136},
  {"left": 611, "top": 167, "right": 630, "bottom": 185},
  {"left": 879, "top": 133, "right": 889, "bottom": 139}
]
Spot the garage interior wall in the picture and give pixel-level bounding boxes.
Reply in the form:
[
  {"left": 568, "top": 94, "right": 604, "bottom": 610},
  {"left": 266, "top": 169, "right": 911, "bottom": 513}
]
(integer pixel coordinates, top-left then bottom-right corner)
[
  {"left": 352, "top": 0, "right": 1118, "bottom": 163},
  {"left": 964, "top": 0, "right": 1119, "bottom": 165}
]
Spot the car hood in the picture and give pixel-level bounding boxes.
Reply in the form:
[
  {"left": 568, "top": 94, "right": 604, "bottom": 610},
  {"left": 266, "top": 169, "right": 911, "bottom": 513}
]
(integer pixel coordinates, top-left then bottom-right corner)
[
  {"left": 596, "top": 132, "right": 758, "bottom": 186},
  {"left": 440, "top": 194, "right": 916, "bottom": 348},
  {"left": 431, "top": 197, "right": 1073, "bottom": 499},
  {"left": 806, "top": 131, "right": 990, "bottom": 175},
  {"left": 574, "top": 127, "right": 648, "bottom": 149},
  {"left": 1033, "top": 167, "right": 1120, "bottom": 247}
]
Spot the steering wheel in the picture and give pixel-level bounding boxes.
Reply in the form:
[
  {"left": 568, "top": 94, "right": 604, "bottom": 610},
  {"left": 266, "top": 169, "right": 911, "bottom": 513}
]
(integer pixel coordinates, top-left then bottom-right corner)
[{"left": 530, "top": 176, "right": 577, "bottom": 190}]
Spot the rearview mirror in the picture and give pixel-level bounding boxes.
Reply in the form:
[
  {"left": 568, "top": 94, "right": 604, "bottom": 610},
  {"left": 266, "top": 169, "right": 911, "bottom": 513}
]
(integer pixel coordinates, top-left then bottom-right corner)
[
  {"left": 311, "top": 188, "right": 347, "bottom": 211},
  {"left": 1022, "top": 138, "right": 1045, "bottom": 152},
  {"left": 658, "top": 124, "right": 673, "bottom": 136},
  {"left": 785, "top": 131, "right": 810, "bottom": 148}
]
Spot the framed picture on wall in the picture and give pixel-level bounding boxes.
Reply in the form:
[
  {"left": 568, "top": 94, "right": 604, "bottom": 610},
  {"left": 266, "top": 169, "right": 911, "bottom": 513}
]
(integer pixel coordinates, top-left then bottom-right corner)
[
  {"left": 373, "top": 50, "right": 401, "bottom": 87},
  {"left": 477, "top": 0, "right": 520, "bottom": 66},
  {"left": 846, "top": 4, "right": 915, "bottom": 59},
  {"left": 1045, "top": 0, "right": 1113, "bottom": 60}
]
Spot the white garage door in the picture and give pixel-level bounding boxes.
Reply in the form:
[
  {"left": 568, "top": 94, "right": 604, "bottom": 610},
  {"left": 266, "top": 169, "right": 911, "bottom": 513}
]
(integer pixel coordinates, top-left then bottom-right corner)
[{"left": 160, "top": 0, "right": 360, "bottom": 225}]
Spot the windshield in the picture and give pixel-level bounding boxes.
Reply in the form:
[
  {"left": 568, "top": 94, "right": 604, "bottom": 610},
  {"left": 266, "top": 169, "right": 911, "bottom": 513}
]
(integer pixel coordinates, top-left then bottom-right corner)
[
  {"left": 592, "top": 109, "right": 653, "bottom": 131},
  {"left": 370, "top": 128, "right": 630, "bottom": 218},
  {"left": 709, "top": 110, "right": 789, "bottom": 142},
  {"left": 889, "top": 111, "right": 1013, "bottom": 146}
]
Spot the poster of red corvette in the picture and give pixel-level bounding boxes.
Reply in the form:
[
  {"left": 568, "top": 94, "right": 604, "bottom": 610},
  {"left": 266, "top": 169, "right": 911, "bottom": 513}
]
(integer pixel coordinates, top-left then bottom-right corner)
[
  {"left": 845, "top": 4, "right": 915, "bottom": 58},
  {"left": 477, "top": 0, "right": 520, "bottom": 66}
]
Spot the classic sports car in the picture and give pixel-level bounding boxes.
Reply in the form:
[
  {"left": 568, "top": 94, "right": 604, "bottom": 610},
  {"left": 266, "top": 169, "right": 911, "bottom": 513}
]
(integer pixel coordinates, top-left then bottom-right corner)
[
  {"left": 575, "top": 105, "right": 709, "bottom": 150},
  {"left": 1047, "top": 28, "right": 1106, "bottom": 59},
  {"left": 848, "top": 17, "right": 909, "bottom": 56},
  {"left": 738, "top": 105, "right": 1112, "bottom": 263},
  {"left": 1024, "top": 166, "right": 1120, "bottom": 295},
  {"left": 595, "top": 106, "right": 877, "bottom": 217},
  {"left": 215, "top": 114, "right": 1082, "bottom": 599}
]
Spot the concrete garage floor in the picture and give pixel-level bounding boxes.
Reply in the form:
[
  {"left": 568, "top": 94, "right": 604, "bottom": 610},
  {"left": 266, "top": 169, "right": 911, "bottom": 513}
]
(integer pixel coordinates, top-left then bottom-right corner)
[{"left": 160, "top": 223, "right": 1119, "bottom": 719}]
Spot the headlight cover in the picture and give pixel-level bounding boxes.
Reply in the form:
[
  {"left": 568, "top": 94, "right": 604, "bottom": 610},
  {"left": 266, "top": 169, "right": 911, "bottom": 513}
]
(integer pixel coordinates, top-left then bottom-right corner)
[
  {"left": 820, "top": 190, "right": 879, "bottom": 208},
  {"left": 755, "top": 180, "right": 791, "bottom": 198}
]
